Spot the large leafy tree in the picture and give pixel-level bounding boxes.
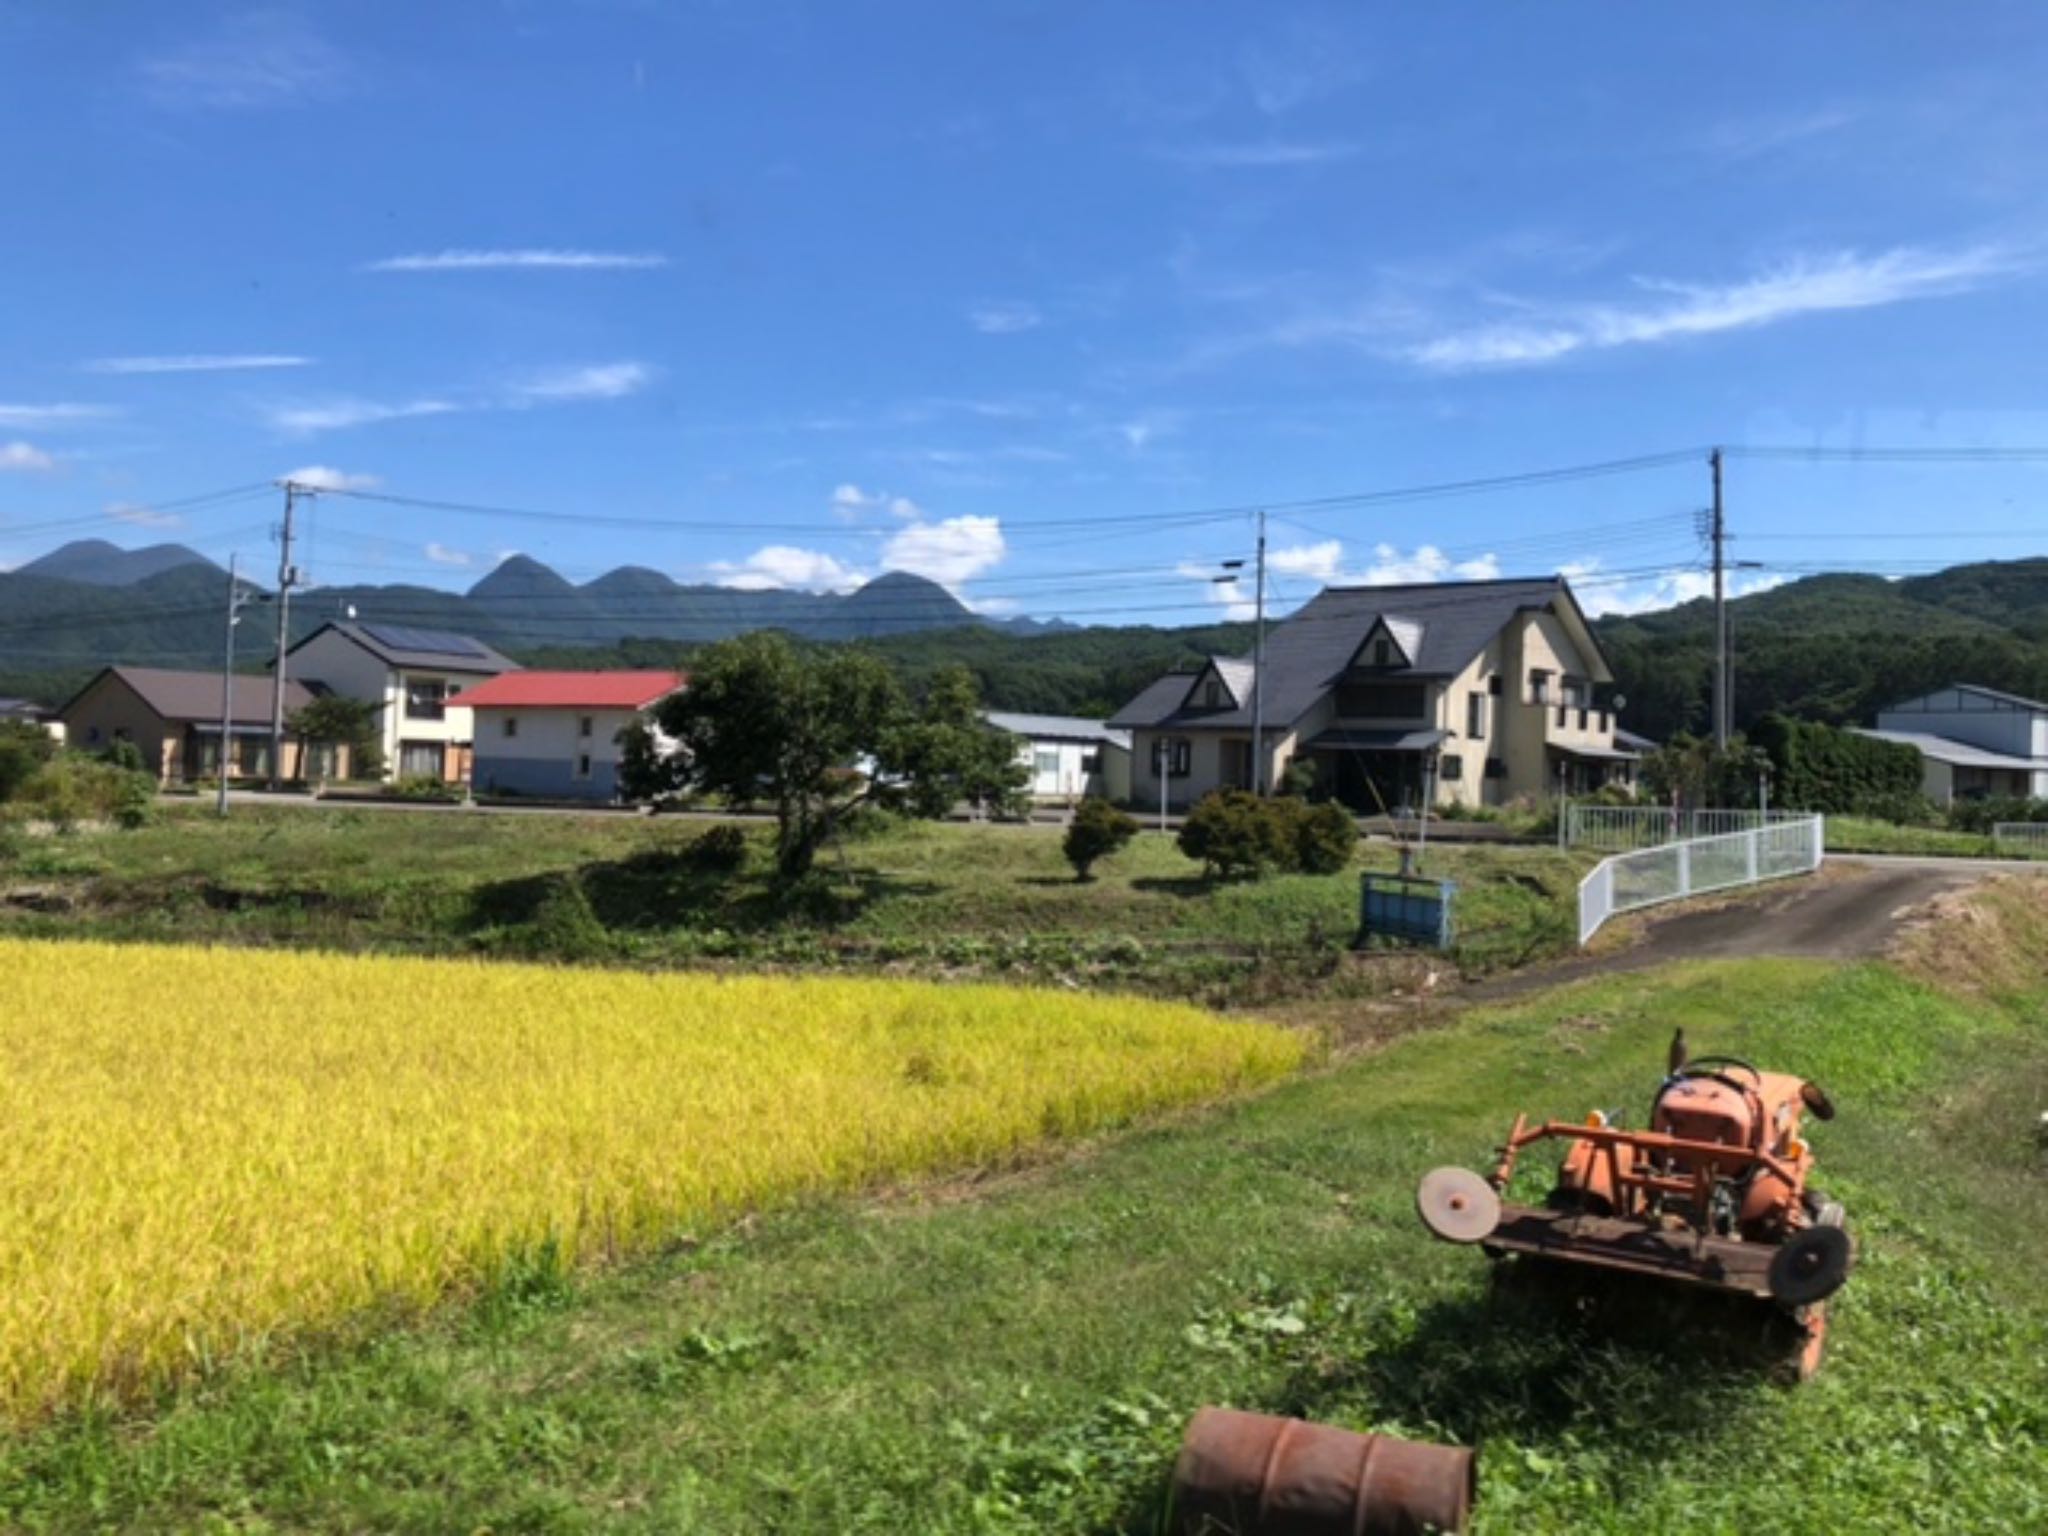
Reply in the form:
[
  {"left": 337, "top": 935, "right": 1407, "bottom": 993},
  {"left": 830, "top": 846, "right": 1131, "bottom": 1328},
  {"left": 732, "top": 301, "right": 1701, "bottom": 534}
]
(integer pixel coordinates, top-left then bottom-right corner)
[{"left": 650, "top": 639, "right": 1031, "bottom": 878}]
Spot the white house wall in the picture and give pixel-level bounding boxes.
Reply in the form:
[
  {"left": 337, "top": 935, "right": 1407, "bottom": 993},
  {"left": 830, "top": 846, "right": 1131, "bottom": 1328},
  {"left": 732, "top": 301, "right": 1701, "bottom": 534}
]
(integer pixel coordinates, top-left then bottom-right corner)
[{"left": 471, "top": 706, "right": 648, "bottom": 800}]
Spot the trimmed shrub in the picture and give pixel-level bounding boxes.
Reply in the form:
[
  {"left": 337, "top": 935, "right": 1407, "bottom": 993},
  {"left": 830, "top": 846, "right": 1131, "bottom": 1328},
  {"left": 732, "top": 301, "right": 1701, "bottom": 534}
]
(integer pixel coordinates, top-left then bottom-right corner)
[
  {"left": 1287, "top": 799, "right": 1358, "bottom": 875},
  {"left": 686, "top": 824, "right": 750, "bottom": 873},
  {"left": 1062, "top": 797, "right": 1138, "bottom": 881}
]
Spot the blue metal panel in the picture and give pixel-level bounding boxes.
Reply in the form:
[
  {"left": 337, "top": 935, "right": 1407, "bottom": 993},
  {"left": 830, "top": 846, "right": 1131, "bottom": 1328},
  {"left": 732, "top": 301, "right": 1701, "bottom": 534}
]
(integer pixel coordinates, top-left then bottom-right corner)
[
  {"left": 473, "top": 754, "right": 617, "bottom": 802},
  {"left": 1358, "top": 873, "right": 1456, "bottom": 949}
]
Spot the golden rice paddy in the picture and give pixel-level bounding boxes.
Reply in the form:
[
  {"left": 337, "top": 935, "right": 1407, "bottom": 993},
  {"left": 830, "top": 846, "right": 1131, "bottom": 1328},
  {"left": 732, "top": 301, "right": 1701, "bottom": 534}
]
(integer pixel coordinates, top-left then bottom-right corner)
[{"left": 0, "top": 938, "right": 1301, "bottom": 1422}]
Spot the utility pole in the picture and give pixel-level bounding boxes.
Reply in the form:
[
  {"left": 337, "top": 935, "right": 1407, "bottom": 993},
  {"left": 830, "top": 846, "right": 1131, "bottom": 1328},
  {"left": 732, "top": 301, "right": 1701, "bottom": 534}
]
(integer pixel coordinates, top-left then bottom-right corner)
[
  {"left": 268, "top": 480, "right": 305, "bottom": 788},
  {"left": 1710, "top": 447, "right": 1728, "bottom": 750},
  {"left": 218, "top": 555, "right": 240, "bottom": 816},
  {"left": 1251, "top": 508, "right": 1268, "bottom": 795}
]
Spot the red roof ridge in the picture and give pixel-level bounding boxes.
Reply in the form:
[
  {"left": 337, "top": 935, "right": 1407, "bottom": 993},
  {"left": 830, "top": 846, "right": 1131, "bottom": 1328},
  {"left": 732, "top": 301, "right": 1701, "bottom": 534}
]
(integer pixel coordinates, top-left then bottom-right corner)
[{"left": 453, "top": 669, "right": 686, "bottom": 710}]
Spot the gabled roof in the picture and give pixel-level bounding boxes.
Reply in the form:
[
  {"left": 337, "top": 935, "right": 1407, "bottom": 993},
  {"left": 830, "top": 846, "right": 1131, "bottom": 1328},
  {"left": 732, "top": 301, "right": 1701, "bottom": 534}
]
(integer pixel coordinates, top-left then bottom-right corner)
[
  {"left": 287, "top": 620, "right": 515, "bottom": 675},
  {"left": 455, "top": 670, "right": 685, "bottom": 710},
  {"left": 1109, "top": 577, "right": 1605, "bottom": 731},
  {"left": 1885, "top": 682, "right": 2048, "bottom": 715},
  {"left": 61, "top": 666, "right": 319, "bottom": 726},
  {"left": 983, "top": 711, "right": 1132, "bottom": 749},
  {"left": 1855, "top": 728, "right": 2048, "bottom": 771},
  {"left": 1209, "top": 657, "right": 1256, "bottom": 708}
]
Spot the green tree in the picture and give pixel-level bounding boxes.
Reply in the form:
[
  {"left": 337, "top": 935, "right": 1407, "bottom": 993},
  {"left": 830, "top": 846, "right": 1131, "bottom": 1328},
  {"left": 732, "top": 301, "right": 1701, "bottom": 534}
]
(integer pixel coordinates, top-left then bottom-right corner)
[
  {"left": 1178, "top": 790, "right": 1288, "bottom": 880},
  {"left": 650, "top": 632, "right": 906, "bottom": 880},
  {"left": 0, "top": 721, "right": 57, "bottom": 803},
  {"left": 288, "top": 695, "right": 384, "bottom": 780},
  {"left": 877, "top": 666, "right": 1030, "bottom": 821},
  {"left": 615, "top": 718, "right": 686, "bottom": 803},
  {"left": 1062, "top": 797, "right": 1138, "bottom": 881}
]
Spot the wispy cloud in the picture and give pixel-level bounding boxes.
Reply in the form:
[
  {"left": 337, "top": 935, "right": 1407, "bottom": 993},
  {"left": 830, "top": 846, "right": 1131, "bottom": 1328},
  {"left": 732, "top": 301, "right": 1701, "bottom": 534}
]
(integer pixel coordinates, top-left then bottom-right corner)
[
  {"left": 266, "top": 398, "right": 457, "bottom": 435},
  {"left": 1701, "top": 107, "right": 1859, "bottom": 161},
  {"left": 968, "top": 301, "right": 1043, "bottom": 334},
  {"left": 106, "top": 500, "right": 183, "bottom": 530},
  {"left": 139, "top": 10, "right": 351, "bottom": 110},
  {"left": 365, "top": 249, "right": 668, "bottom": 273},
  {"left": 510, "top": 361, "right": 655, "bottom": 402},
  {"left": 1408, "top": 244, "right": 2024, "bottom": 371},
  {"left": 281, "top": 465, "right": 379, "bottom": 491},
  {"left": 0, "top": 403, "right": 116, "bottom": 429},
  {"left": 423, "top": 542, "right": 472, "bottom": 568},
  {"left": 85, "top": 353, "right": 311, "bottom": 374},
  {"left": 0, "top": 442, "right": 55, "bottom": 473},
  {"left": 1117, "top": 410, "right": 1185, "bottom": 451},
  {"left": 1567, "top": 557, "right": 1785, "bottom": 618},
  {"left": 1161, "top": 140, "right": 1361, "bottom": 168}
]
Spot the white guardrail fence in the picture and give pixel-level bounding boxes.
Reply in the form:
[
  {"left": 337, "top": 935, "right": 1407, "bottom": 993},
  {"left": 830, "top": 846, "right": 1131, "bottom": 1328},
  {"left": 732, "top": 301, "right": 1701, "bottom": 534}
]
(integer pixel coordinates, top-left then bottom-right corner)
[
  {"left": 1576, "top": 814, "right": 1826, "bottom": 947},
  {"left": 1992, "top": 822, "right": 2048, "bottom": 855},
  {"left": 1563, "top": 804, "right": 1812, "bottom": 852}
]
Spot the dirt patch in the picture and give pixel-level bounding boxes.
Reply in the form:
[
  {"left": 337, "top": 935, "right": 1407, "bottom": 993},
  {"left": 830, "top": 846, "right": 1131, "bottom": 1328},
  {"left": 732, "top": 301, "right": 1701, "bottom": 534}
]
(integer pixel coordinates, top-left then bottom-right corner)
[{"left": 1889, "top": 875, "right": 2048, "bottom": 998}]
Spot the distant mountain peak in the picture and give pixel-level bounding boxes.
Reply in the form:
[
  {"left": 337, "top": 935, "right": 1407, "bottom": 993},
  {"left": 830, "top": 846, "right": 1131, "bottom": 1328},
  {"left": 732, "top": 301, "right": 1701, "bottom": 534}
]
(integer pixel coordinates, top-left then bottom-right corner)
[
  {"left": 17, "top": 539, "right": 217, "bottom": 587},
  {"left": 468, "top": 554, "right": 576, "bottom": 601}
]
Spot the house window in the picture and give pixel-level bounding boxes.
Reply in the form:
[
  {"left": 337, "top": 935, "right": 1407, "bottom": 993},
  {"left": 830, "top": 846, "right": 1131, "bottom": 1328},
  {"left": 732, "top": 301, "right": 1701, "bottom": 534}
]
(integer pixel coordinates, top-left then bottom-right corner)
[
  {"left": 579, "top": 715, "right": 594, "bottom": 738},
  {"left": 399, "top": 741, "right": 445, "bottom": 780},
  {"left": 1151, "top": 738, "right": 1191, "bottom": 777},
  {"left": 405, "top": 678, "right": 447, "bottom": 721},
  {"left": 1372, "top": 638, "right": 1393, "bottom": 667},
  {"left": 502, "top": 717, "right": 519, "bottom": 739},
  {"left": 1439, "top": 754, "right": 1463, "bottom": 782},
  {"left": 1033, "top": 749, "right": 1060, "bottom": 777},
  {"left": 1529, "top": 669, "right": 1552, "bottom": 704},
  {"left": 1487, "top": 674, "right": 1502, "bottom": 697},
  {"left": 87, "top": 726, "right": 102, "bottom": 744},
  {"left": 575, "top": 753, "right": 593, "bottom": 780},
  {"left": 1466, "top": 692, "right": 1487, "bottom": 739},
  {"left": 1484, "top": 757, "right": 1506, "bottom": 780},
  {"left": 1202, "top": 679, "right": 1223, "bottom": 708},
  {"left": 1080, "top": 751, "right": 1100, "bottom": 773}
]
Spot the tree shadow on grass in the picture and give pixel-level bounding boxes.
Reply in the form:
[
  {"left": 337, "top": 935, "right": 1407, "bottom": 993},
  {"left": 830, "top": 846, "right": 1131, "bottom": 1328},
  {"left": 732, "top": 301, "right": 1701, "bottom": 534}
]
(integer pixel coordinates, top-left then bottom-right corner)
[
  {"left": 1099, "top": 1267, "right": 1778, "bottom": 1534},
  {"left": 1129, "top": 875, "right": 1221, "bottom": 900}
]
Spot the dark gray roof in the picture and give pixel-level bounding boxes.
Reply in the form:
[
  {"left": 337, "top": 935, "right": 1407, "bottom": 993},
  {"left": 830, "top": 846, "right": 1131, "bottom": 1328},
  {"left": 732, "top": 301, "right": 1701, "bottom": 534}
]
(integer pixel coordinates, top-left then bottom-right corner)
[
  {"left": 1854, "top": 728, "right": 2046, "bottom": 770},
  {"left": 1109, "top": 577, "right": 1602, "bottom": 731},
  {"left": 65, "top": 666, "right": 319, "bottom": 726},
  {"left": 983, "top": 711, "right": 1132, "bottom": 748},
  {"left": 288, "top": 620, "right": 515, "bottom": 674},
  {"left": 1303, "top": 727, "right": 1448, "bottom": 752},
  {"left": 1614, "top": 728, "right": 1660, "bottom": 753}
]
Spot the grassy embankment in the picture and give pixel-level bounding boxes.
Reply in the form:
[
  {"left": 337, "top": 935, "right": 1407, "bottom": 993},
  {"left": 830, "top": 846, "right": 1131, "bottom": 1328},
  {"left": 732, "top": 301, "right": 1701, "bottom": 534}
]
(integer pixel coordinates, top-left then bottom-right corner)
[
  {"left": 0, "top": 806, "right": 1586, "bottom": 1003},
  {"left": 1, "top": 882, "right": 2043, "bottom": 1531}
]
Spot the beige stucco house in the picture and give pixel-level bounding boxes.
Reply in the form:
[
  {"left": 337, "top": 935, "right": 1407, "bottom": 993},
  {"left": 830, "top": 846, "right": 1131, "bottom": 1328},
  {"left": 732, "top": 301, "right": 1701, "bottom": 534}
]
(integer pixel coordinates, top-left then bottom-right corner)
[
  {"left": 59, "top": 666, "right": 331, "bottom": 784},
  {"left": 280, "top": 622, "right": 514, "bottom": 784},
  {"left": 1108, "top": 576, "right": 1636, "bottom": 813}
]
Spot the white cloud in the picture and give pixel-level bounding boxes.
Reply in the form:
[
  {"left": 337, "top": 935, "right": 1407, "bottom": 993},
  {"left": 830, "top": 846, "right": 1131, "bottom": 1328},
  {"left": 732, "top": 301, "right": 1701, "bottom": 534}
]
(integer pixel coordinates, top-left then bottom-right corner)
[
  {"left": 968, "top": 302, "right": 1043, "bottom": 334},
  {"left": 1702, "top": 107, "right": 1858, "bottom": 161},
  {"left": 281, "top": 464, "right": 379, "bottom": 491},
  {"left": 424, "top": 542, "right": 472, "bottom": 568},
  {"left": 1178, "top": 562, "right": 1257, "bottom": 621},
  {"left": 1408, "top": 244, "right": 2023, "bottom": 371},
  {"left": 1562, "top": 556, "right": 1786, "bottom": 618},
  {"left": 0, "top": 403, "right": 116, "bottom": 429},
  {"left": 711, "top": 546, "right": 869, "bottom": 593},
  {"left": 511, "top": 361, "right": 655, "bottom": 402},
  {"left": 831, "top": 482, "right": 880, "bottom": 511},
  {"left": 85, "top": 353, "right": 311, "bottom": 374},
  {"left": 1273, "top": 540, "right": 1501, "bottom": 586},
  {"left": 882, "top": 515, "right": 1006, "bottom": 589},
  {"left": 1162, "top": 141, "right": 1361, "bottom": 168},
  {"left": 365, "top": 249, "right": 668, "bottom": 273},
  {"left": 106, "top": 500, "right": 183, "bottom": 530},
  {"left": 887, "top": 495, "right": 923, "bottom": 521},
  {"left": 0, "top": 442, "right": 54, "bottom": 473},
  {"left": 139, "top": 11, "right": 350, "bottom": 110},
  {"left": 266, "top": 398, "right": 457, "bottom": 435},
  {"left": 1118, "top": 411, "right": 1183, "bottom": 450}
]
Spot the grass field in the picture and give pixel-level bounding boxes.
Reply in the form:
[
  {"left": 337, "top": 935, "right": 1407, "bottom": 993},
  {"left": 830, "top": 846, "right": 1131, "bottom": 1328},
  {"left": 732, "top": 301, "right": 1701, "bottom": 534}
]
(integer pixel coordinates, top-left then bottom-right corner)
[
  {"left": 1, "top": 887, "right": 2042, "bottom": 1531},
  {"left": 0, "top": 807, "right": 1588, "bottom": 1001},
  {"left": 0, "top": 939, "right": 1299, "bottom": 1426},
  {"left": 1823, "top": 816, "right": 2005, "bottom": 858}
]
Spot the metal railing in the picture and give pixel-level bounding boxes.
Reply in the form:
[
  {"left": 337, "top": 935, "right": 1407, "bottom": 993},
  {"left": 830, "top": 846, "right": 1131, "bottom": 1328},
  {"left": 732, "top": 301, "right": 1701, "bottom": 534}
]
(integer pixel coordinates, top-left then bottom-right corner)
[
  {"left": 1564, "top": 803, "right": 1809, "bottom": 852},
  {"left": 1992, "top": 822, "right": 2048, "bottom": 855},
  {"left": 1577, "top": 814, "right": 1825, "bottom": 945}
]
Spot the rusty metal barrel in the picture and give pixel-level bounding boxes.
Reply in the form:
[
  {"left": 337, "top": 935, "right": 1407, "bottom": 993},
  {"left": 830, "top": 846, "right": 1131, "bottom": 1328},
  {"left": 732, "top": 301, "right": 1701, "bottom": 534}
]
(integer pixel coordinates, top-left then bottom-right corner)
[{"left": 1171, "top": 1406, "right": 1474, "bottom": 1535}]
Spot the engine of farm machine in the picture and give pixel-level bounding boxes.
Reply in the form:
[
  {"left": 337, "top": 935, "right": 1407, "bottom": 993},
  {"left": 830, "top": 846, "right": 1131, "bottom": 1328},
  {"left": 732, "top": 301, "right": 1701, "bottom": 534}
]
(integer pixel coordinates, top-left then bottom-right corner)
[{"left": 1417, "top": 1028, "right": 1854, "bottom": 1381}]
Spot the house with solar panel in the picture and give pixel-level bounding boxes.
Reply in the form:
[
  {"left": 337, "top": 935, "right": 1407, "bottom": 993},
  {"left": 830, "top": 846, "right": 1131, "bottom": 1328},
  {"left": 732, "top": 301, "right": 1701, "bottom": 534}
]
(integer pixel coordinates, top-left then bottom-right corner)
[
  {"left": 1107, "top": 576, "right": 1636, "bottom": 814},
  {"left": 456, "top": 670, "right": 687, "bottom": 802},
  {"left": 281, "top": 622, "right": 516, "bottom": 784}
]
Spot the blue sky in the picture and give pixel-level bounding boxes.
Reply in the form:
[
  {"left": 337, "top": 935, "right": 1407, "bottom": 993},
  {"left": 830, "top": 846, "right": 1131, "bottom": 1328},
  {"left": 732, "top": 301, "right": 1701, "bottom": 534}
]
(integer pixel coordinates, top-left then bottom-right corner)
[{"left": 4, "top": 2, "right": 2048, "bottom": 625}]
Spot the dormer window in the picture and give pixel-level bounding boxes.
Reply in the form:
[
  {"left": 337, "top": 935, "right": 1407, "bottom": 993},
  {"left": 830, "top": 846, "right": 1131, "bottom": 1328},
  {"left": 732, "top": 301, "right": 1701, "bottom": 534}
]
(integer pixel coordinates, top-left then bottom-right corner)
[
  {"left": 1203, "top": 679, "right": 1223, "bottom": 708},
  {"left": 1372, "top": 639, "right": 1392, "bottom": 667}
]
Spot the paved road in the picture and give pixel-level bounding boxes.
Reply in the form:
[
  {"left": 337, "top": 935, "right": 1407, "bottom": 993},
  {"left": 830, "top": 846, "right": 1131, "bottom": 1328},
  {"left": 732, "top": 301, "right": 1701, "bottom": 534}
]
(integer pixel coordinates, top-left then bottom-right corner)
[{"left": 1468, "top": 856, "right": 2012, "bottom": 1001}]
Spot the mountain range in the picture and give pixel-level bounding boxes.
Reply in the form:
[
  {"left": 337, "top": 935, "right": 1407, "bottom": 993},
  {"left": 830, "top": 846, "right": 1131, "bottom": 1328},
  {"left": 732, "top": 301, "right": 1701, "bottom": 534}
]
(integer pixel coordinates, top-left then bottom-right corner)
[{"left": 6, "top": 538, "right": 2048, "bottom": 743}]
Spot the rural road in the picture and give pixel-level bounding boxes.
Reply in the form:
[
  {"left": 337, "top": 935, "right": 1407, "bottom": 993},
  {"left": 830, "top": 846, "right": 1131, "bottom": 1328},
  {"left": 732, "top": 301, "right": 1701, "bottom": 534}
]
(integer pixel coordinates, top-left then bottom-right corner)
[{"left": 1469, "top": 856, "right": 2034, "bottom": 1000}]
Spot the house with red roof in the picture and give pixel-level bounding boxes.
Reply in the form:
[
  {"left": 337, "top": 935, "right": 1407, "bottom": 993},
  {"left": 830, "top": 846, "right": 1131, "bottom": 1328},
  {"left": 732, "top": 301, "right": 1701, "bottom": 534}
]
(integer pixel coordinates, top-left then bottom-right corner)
[{"left": 456, "top": 670, "right": 686, "bottom": 802}]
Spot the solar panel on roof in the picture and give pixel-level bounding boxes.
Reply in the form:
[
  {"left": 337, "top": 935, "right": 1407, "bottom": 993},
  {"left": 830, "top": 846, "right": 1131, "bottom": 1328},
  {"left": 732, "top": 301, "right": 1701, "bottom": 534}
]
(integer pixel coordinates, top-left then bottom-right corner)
[{"left": 359, "top": 623, "right": 489, "bottom": 659}]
